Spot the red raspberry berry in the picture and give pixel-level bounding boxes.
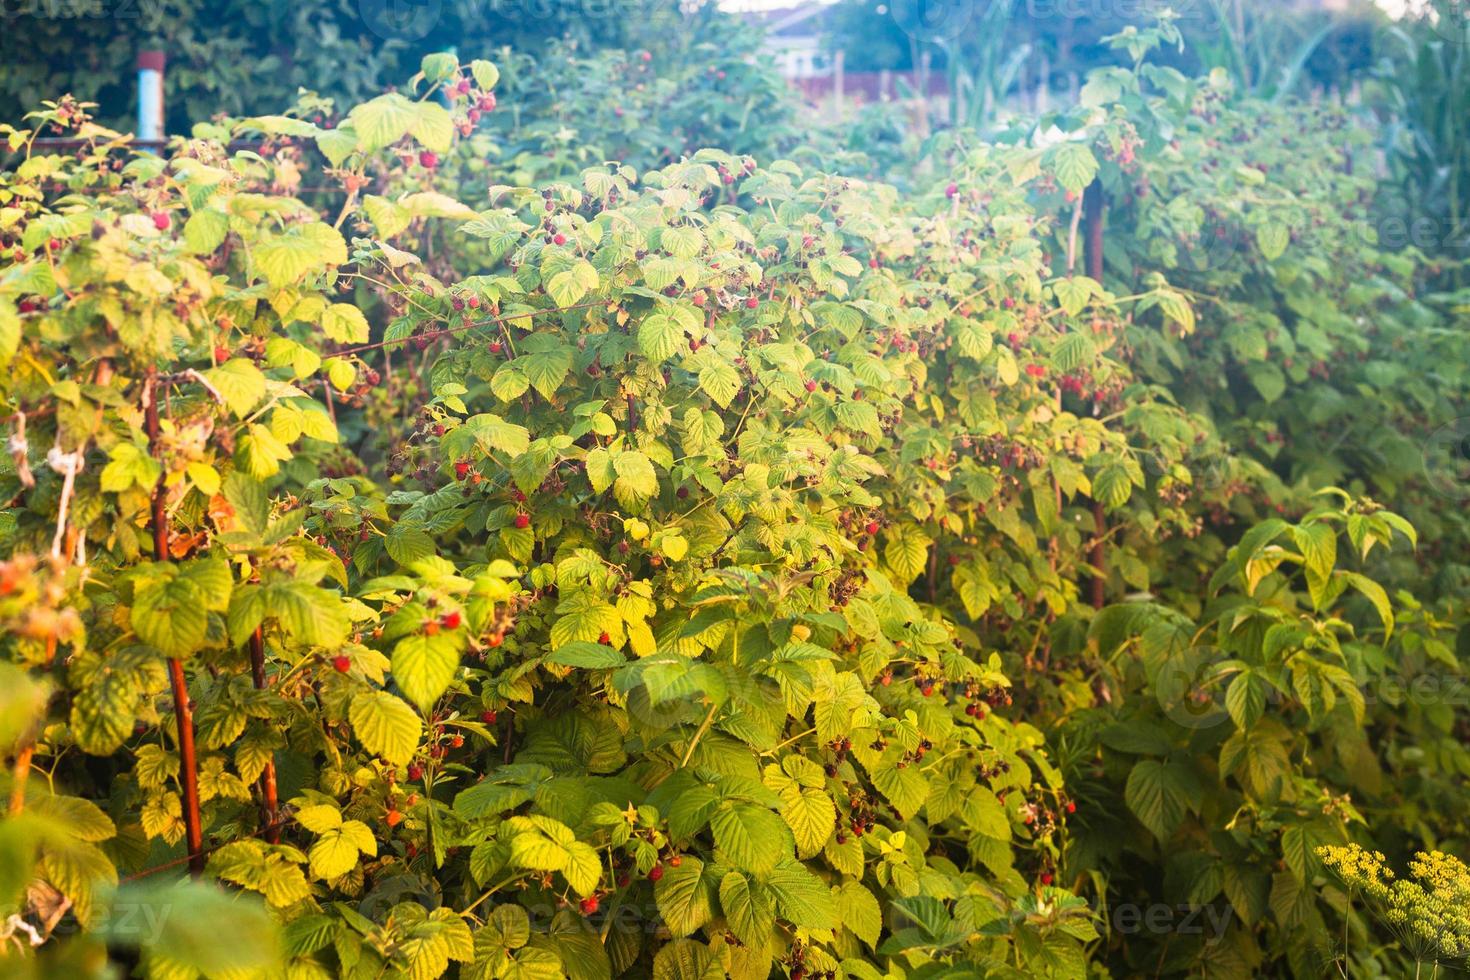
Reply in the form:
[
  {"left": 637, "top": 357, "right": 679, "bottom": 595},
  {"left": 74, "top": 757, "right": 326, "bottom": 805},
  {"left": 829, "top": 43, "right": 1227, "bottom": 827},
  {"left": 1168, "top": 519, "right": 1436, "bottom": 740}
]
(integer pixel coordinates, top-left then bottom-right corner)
[
  {"left": 552, "top": 233, "right": 566, "bottom": 245},
  {"left": 864, "top": 521, "right": 880, "bottom": 536},
  {"left": 455, "top": 461, "right": 470, "bottom": 479},
  {"left": 1040, "top": 872, "right": 1054, "bottom": 885},
  {"left": 441, "top": 610, "right": 461, "bottom": 630},
  {"left": 151, "top": 211, "right": 170, "bottom": 230},
  {"left": 691, "top": 293, "right": 706, "bottom": 307},
  {"left": 580, "top": 896, "right": 599, "bottom": 915},
  {"left": 331, "top": 655, "right": 351, "bottom": 673},
  {"left": 480, "top": 710, "right": 498, "bottom": 723},
  {"left": 407, "top": 764, "right": 423, "bottom": 781},
  {"left": 488, "top": 633, "right": 503, "bottom": 647},
  {"left": 418, "top": 150, "right": 438, "bottom": 169},
  {"left": 598, "top": 632, "right": 610, "bottom": 645},
  {"left": 945, "top": 182, "right": 958, "bottom": 198},
  {"left": 647, "top": 864, "right": 663, "bottom": 881},
  {"left": 489, "top": 340, "right": 503, "bottom": 354},
  {"left": 805, "top": 380, "right": 817, "bottom": 392},
  {"left": 450, "top": 734, "right": 464, "bottom": 748},
  {"left": 1065, "top": 801, "right": 1076, "bottom": 814},
  {"left": 514, "top": 512, "right": 530, "bottom": 529},
  {"left": 745, "top": 296, "right": 758, "bottom": 309}
]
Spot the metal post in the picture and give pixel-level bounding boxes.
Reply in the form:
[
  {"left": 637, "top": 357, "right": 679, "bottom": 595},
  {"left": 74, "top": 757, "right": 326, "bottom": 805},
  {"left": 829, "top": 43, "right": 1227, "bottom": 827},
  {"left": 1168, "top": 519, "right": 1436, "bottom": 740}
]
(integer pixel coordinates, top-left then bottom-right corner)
[{"left": 137, "top": 50, "right": 165, "bottom": 143}]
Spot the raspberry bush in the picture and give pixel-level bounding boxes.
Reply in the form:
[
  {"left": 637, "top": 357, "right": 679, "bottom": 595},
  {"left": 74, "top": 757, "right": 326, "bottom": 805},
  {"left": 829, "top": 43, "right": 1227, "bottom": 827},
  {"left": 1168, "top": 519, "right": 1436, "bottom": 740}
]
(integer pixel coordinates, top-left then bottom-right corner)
[{"left": 0, "top": 41, "right": 1457, "bottom": 980}]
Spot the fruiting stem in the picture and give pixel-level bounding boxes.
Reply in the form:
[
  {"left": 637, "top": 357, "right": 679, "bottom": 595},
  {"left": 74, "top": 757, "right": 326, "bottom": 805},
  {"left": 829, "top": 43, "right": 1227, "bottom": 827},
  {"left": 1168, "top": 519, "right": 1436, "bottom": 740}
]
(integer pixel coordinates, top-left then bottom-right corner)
[
  {"left": 248, "top": 627, "right": 281, "bottom": 844},
  {"left": 1083, "top": 180, "right": 1108, "bottom": 610},
  {"left": 8, "top": 745, "right": 33, "bottom": 814},
  {"left": 144, "top": 368, "right": 205, "bottom": 877},
  {"left": 679, "top": 702, "right": 719, "bottom": 769}
]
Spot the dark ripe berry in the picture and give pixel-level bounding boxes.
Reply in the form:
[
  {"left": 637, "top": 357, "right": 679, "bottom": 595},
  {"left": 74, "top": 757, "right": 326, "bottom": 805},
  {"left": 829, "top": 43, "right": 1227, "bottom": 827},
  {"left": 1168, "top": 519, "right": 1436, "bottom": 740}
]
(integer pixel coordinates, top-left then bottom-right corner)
[
  {"left": 450, "top": 734, "right": 465, "bottom": 748},
  {"left": 514, "top": 512, "right": 530, "bottom": 529},
  {"left": 864, "top": 521, "right": 880, "bottom": 536},
  {"left": 945, "top": 182, "right": 958, "bottom": 198},
  {"left": 433, "top": 423, "right": 446, "bottom": 437},
  {"left": 805, "top": 380, "right": 817, "bottom": 392},
  {"left": 331, "top": 655, "right": 351, "bottom": 673},
  {"left": 617, "top": 874, "right": 630, "bottom": 888},
  {"left": 480, "top": 710, "right": 498, "bottom": 723},
  {"left": 441, "top": 610, "right": 462, "bottom": 630},
  {"left": 452, "top": 297, "right": 464, "bottom": 311},
  {"left": 676, "top": 485, "right": 689, "bottom": 499},
  {"left": 580, "top": 896, "right": 599, "bottom": 915},
  {"left": 151, "top": 211, "right": 170, "bottom": 230},
  {"left": 598, "top": 631, "right": 611, "bottom": 645},
  {"left": 418, "top": 150, "right": 439, "bottom": 169},
  {"left": 745, "top": 296, "right": 758, "bottom": 309},
  {"left": 455, "top": 461, "right": 470, "bottom": 480},
  {"left": 407, "top": 764, "right": 424, "bottom": 781},
  {"left": 552, "top": 233, "right": 566, "bottom": 245},
  {"left": 835, "top": 833, "right": 846, "bottom": 844},
  {"left": 489, "top": 340, "right": 503, "bottom": 354},
  {"left": 647, "top": 864, "right": 663, "bottom": 881}
]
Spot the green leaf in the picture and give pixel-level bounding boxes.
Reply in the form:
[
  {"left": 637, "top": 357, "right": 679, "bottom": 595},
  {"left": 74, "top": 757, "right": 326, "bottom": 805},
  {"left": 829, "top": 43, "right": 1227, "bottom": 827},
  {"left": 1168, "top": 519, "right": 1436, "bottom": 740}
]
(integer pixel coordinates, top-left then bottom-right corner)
[
  {"left": 1124, "top": 758, "right": 1199, "bottom": 841},
  {"left": 183, "top": 209, "right": 229, "bottom": 255},
  {"left": 710, "top": 804, "right": 789, "bottom": 874},
  {"left": 349, "top": 691, "right": 422, "bottom": 766},
  {"left": 1053, "top": 277, "right": 1097, "bottom": 318},
  {"left": 392, "top": 632, "right": 463, "bottom": 711},
  {"left": 1052, "top": 143, "right": 1099, "bottom": 193},
  {"left": 349, "top": 93, "right": 420, "bottom": 153},
  {"left": 132, "top": 574, "right": 208, "bottom": 657},
  {"left": 1256, "top": 222, "right": 1289, "bottom": 261},
  {"left": 835, "top": 880, "right": 882, "bottom": 948},
  {"left": 254, "top": 223, "right": 346, "bottom": 288},
  {"left": 718, "top": 872, "right": 773, "bottom": 947},
  {"left": 654, "top": 856, "right": 714, "bottom": 938},
  {"left": 321, "top": 303, "right": 370, "bottom": 344},
  {"left": 470, "top": 60, "right": 500, "bottom": 90},
  {"left": 638, "top": 312, "right": 684, "bottom": 363},
  {"left": 204, "top": 359, "right": 268, "bottom": 418},
  {"left": 883, "top": 525, "right": 930, "bottom": 585}
]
